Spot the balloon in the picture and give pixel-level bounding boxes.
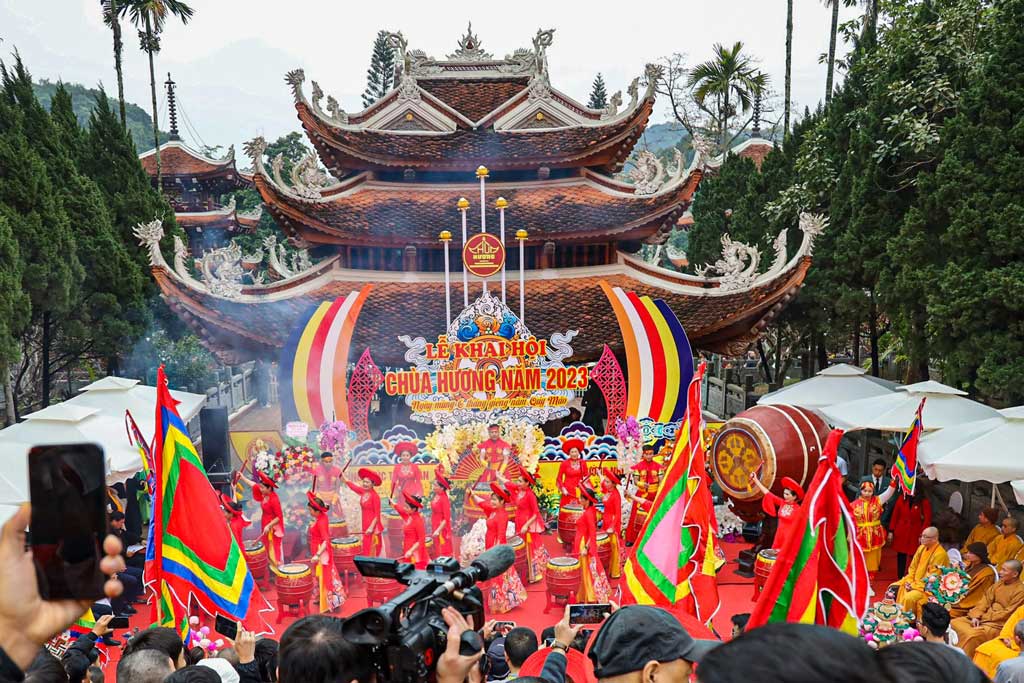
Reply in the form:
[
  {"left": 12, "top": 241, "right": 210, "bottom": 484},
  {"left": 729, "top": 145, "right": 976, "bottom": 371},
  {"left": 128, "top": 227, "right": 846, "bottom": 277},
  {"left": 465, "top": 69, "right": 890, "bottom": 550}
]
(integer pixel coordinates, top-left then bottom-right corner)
[
  {"left": 199, "top": 638, "right": 211, "bottom": 648},
  {"left": 200, "top": 626, "right": 211, "bottom": 636},
  {"left": 189, "top": 616, "right": 199, "bottom": 626}
]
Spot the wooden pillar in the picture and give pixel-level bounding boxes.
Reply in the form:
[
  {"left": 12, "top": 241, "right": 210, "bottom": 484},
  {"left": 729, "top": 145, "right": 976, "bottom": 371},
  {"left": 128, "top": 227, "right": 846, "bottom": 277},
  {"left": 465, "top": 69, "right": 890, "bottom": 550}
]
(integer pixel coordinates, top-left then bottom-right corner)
[
  {"left": 403, "top": 245, "right": 417, "bottom": 272},
  {"left": 540, "top": 241, "right": 556, "bottom": 269}
]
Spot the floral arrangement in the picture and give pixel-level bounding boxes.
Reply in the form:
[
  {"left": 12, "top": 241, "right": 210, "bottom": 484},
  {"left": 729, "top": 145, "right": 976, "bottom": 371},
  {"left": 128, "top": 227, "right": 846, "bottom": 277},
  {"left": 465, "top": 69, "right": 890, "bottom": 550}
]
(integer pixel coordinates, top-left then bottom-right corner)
[
  {"left": 924, "top": 566, "right": 972, "bottom": 605},
  {"left": 715, "top": 503, "right": 745, "bottom": 541},
  {"left": 318, "top": 420, "right": 349, "bottom": 455},
  {"left": 425, "top": 421, "right": 545, "bottom": 474},
  {"left": 253, "top": 448, "right": 283, "bottom": 481},
  {"left": 860, "top": 598, "right": 915, "bottom": 648},
  {"left": 614, "top": 417, "right": 643, "bottom": 472}
]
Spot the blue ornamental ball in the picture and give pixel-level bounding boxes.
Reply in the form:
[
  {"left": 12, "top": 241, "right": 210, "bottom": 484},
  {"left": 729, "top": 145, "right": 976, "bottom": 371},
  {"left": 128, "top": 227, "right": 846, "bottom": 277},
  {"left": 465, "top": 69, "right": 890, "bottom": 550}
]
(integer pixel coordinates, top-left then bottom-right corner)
[
  {"left": 458, "top": 322, "right": 479, "bottom": 341},
  {"left": 498, "top": 322, "right": 515, "bottom": 339}
]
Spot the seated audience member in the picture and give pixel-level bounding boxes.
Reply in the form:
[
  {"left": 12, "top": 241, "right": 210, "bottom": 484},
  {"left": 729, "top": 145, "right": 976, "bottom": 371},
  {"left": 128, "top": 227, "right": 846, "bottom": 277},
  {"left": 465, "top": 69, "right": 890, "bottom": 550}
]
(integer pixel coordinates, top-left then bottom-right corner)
[
  {"left": 890, "top": 526, "right": 948, "bottom": 616},
  {"left": 24, "top": 650, "right": 67, "bottom": 683},
  {"left": 61, "top": 615, "right": 117, "bottom": 681},
  {"left": 972, "top": 601, "right": 1024, "bottom": 678},
  {"left": 588, "top": 605, "right": 719, "bottom": 682},
  {"left": 504, "top": 627, "right": 539, "bottom": 679},
  {"left": 116, "top": 650, "right": 176, "bottom": 683},
  {"left": 919, "top": 603, "right": 961, "bottom": 653},
  {"left": 696, "top": 623, "right": 882, "bottom": 683},
  {"left": 990, "top": 518, "right": 1024, "bottom": 565},
  {"left": 164, "top": 666, "right": 221, "bottom": 683},
  {"left": 950, "top": 543, "right": 998, "bottom": 618},
  {"left": 198, "top": 658, "right": 241, "bottom": 683},
  {"left": 951, "top": 560, "right": 1024, "bottom": 657},
  {"left": 279, "top": 615, "right": 370, "bottom": 683},
  {"left": 876, "top": 641, "right": 988, "bottom": 683},
  {"left": 730, "top": 613, "right": 750, "bottom": 639},
  {"left": 964, "top": 507, "right": 1002, "bottom": 551},
  {"left": 995, "top": 620, "right": 1024, "bottom": 683},
  {"left": 123, "top": 627, "right": 187, "bottom": 670}
]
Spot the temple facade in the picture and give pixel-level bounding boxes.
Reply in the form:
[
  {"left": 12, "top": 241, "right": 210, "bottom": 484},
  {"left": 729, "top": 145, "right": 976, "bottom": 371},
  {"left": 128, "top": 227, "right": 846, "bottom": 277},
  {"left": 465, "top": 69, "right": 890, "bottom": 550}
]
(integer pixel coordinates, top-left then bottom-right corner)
[{"left": 138, "top": 28, "right": 820, "bottom": 367}]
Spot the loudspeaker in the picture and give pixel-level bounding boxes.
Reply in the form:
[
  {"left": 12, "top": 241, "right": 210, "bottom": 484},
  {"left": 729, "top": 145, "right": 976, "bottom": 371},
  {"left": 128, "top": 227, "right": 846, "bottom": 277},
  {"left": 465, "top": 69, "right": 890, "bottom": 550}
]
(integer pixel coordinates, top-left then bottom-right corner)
[{"left": 200, "top": 406, "right": 230, "bottom": 477}]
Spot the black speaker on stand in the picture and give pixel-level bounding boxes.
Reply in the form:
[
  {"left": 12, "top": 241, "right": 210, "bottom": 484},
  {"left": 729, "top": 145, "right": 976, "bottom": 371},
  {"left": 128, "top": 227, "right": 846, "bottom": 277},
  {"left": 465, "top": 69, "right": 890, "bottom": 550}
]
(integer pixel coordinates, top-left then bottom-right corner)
[{"left": 200, "top": 406, "right": 232, "bottom": 493}]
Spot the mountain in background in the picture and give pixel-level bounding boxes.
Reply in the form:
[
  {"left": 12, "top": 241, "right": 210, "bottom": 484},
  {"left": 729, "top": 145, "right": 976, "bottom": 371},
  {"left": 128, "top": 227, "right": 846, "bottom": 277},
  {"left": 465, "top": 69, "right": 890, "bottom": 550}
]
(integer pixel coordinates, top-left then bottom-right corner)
[{"left": 32, "top": 79, "right": 168, "bottom": 152}]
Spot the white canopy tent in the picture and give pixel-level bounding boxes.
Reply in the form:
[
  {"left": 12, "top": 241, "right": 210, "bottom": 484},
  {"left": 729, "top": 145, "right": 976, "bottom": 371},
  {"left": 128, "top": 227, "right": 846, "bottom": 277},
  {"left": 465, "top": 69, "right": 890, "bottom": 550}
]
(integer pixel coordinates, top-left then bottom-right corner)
[
  {"left": 758, "top": 363, "right": 899, "bottom": 410},
  {"left": 920, "top": 406, "right": 1024, "bottom": 483},
  {"left": 65, "top": 376, "right": 206, "bottom": 444},
  {"left": 821, "top": 380, "right": 1002, "bottom": 432}
]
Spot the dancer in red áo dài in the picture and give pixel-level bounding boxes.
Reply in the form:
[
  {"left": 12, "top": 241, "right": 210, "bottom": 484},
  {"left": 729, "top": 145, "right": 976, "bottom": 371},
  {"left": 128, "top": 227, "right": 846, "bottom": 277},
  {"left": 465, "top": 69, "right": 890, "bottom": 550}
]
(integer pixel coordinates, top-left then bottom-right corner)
[
  {"left": 394, "top": 492, "right": 430, "bottom": 569},
  {"left": 500, "top": 469, "right": 548, "bottom": 583},
  {"left": 556, "top": 439, "right": 591, "bottom": 506},
  {"left": 600, "top": 469, "right": 624, "bottom": 579},
  {"left": 431, "top": 467, "right": 454, "bottom": 558},
  {"left": 390, "top": 442, "right": 424, "bottom": 499},
  {"left": 240, "top": 470, "right": 285, "bottom": 569},
  {"left": 219, "top": 493, "right": 248, "bottom": 549},
  {"left": 748, "top": 474, "right": 804, "bottom": 551},
  {"left": 472, "top": 483, "right": 527, "bottom": 613},
  {"left": 307, "top": 485, "right": 346, "bottom": 612},
  {"left": 343, "top": 468, "right": 384, "bottom": 556},
  {"left": 576, "top": 485, "right": 611, "bottom": 602}
]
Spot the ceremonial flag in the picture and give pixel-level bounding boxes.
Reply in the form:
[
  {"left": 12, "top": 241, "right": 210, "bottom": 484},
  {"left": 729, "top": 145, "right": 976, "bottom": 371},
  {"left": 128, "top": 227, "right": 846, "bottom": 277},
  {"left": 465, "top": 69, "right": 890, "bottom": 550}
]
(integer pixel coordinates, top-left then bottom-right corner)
[
  {"left": 748, "top": 429, "right": 870, "bottom": 634},
  {"left": 69, "top": 610, "right": 109, "bottom": 665},
  {"left": 892, "top": 398, "right": 926, "bottom": 495},
  {"left": 146, "top": 365, "right": 273, "bottom": 633},
  {"left": 623, "top": 362, "right": 721, "bottom": 623}
]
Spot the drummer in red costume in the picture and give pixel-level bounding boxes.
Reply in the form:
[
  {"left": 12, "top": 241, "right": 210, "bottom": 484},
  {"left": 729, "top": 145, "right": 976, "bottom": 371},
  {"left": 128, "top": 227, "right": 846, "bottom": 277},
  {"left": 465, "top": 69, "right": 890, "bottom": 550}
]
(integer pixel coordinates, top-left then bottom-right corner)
[
  {"left": 475, "top": 424, "right": 512, "bottom": 484},
  {"left": 748, "top": 473, "right": 804, "bottom": 550},
  {"left": 471, "top": 483, "right": 527, "bottom": 613},
  {"left": 390, "top": 442, "right": 424, "bottom": 499},
  {"left": 626, "top": 441, "right": 663, "bottom": 545},
  {"left": 601, "top": 469, "right": 624, "bottom": 579},
  {"left": 343, "top": 468, "right": 384, "bottom": 556},
  {"left": 430, "top": 467, "right": 454, "bottom": 558},
  {"left": 306, "top": 486, "right": 346, "bottom": 612},
  {"left": 239, "top": 470, "right": 285, "bottom": 568},
  {"left": 393, "top": 492, "right": 430, "bottom": 569},
  {"left": 219, "top": 493, "right": 248, "bottom": 549},
  {"left": 576, "top": 486, "right": 612, "bottom": 602},
  {"left": 556, "top": 438, "right": 591, "bottom": 506},
  {"left": 499, "top": 469, "right": 548, "bottom": 583}
]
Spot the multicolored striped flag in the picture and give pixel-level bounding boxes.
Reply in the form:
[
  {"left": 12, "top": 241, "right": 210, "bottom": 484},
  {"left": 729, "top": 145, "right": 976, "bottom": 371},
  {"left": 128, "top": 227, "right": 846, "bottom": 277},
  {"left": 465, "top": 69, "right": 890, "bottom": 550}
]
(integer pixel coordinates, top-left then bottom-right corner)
[
  {"left": 146, "top": 366, "right": 274, "bottom": 634},
  {"left": 892, "top": 398, "right": 926, "bottom": 495},
  {"left": 623, "top": 362, "right": 721, "bottom": 624},
  {"left": 748, "top": 429, "right": 870, "bottom": 634}
]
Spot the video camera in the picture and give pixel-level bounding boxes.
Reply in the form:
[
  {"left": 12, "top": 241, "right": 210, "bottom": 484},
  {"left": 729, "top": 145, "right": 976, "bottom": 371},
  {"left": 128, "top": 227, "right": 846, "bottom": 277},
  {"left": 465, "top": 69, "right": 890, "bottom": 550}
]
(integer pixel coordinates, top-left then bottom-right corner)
[{"left": 343, "top": 544, "right": 515, "bottom": 683}]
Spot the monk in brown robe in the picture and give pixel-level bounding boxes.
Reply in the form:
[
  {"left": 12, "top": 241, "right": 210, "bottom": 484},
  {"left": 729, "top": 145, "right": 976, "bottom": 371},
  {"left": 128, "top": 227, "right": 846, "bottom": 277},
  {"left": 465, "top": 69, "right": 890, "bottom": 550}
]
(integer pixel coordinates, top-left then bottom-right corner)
[
  {"left": 988, "top": 517, "right": 1024, "bottom": 566},
  {"left": 950, "top": 542, "right": 999, "bottom": 618},
  {"left": 951, "top": 560, "right": 1024, "bottom": 657}
]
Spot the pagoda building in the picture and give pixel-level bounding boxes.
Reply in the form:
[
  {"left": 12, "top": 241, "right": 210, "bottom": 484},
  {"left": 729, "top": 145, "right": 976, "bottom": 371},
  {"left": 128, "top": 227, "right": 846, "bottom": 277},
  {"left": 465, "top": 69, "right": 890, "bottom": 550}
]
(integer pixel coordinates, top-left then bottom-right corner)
[
  {"left": 138, "top": 27, "right": 822, "bottom": 367},
  {"left": 139, "top": 75, "right": 259, "bottom": 257}
]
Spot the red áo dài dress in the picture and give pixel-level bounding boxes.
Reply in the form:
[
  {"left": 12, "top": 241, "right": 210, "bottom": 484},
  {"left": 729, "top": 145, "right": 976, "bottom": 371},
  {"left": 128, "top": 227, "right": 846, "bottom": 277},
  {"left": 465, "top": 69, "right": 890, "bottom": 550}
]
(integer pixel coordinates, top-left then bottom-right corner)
[
  {"left": 601, "top": 485, "right": 623, "bottom": 579},
  {"left": 346, "top": 480, "right": 383, "bottom": 556},
  {"left": 761, "top": 492, "right": 799, "bottom": 551},
  {"left": 391, "top": 462, "right": 424, "bottom": 499},
  {"left": 556, "top": 458, "right": 590, "bottom": 506},
  {"left": 252, "top": 486, "right": 285, "bottom": 568},
  {"left": 430, "top": 487, "right": 453, "bottom": 558},
  {"left": 478, "top": 497, "right": 527, "bottom": 613},
  {"left": 575, "top": 504, "right": 612, "bottom": 602},
  {"left": 506, "top": 480, "right": 549, "bottom": 583},
  {"left": 308, "top": 510, "right": 346, "bottom": 612},
  {"left": 396, "top": 504, "right": 430, "bottom": 569}
]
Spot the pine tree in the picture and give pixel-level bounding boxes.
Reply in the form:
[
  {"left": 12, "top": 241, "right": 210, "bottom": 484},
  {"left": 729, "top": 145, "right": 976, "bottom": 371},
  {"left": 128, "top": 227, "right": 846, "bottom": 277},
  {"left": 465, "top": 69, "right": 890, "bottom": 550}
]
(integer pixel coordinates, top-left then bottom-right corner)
[
  {"left": 687, "top": 156, "right": 761, "bottom": 269},
  {"left": 363, "top": 30, "right": 396, "bottom": 108},
  {"left": 588, "top": 73, "right": 608, "bottom": 109}
]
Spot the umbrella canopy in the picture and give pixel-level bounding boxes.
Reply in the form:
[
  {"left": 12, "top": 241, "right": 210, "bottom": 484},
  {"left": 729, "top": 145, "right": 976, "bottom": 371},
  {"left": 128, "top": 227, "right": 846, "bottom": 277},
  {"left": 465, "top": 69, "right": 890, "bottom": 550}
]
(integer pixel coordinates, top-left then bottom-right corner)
[
  {"left": 758, "top": 364, "right": 899, "bottom": 409},
  {"left": 921, "top": 406, "right": 1024, "bottom": 483},
  {"left": 66, "top": 376, "right": 206, "bottom": 444},
  {"left": 821, "top": 380, "right": 1001, "bottom": 432}
]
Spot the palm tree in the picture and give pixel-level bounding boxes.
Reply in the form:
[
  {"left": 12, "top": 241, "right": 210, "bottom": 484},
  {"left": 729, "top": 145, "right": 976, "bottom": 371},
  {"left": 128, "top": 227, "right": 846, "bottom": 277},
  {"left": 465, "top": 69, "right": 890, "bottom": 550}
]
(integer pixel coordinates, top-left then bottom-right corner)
[
  {"left": 689, "top": 42, "right": 769, "bottom": 146},
  {"left": 825, "top": 0, "right": 861, "bottom": 103},
  {"left": 100, "top": 0, "right": 127, "bottom": 127},
  {"left": 120, "top": 0, "right": 194, "bottom": 186},
  {"left": 784, "top": 0, "right": 793, "bottom": 134}
]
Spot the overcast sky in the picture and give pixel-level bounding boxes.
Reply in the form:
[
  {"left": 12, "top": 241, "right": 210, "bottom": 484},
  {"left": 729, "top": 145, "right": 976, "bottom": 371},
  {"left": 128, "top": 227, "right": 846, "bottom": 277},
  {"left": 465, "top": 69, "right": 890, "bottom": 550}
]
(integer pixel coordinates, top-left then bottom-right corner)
[{"left": 1, "top": 0, "right": 860, "bottom": 154}]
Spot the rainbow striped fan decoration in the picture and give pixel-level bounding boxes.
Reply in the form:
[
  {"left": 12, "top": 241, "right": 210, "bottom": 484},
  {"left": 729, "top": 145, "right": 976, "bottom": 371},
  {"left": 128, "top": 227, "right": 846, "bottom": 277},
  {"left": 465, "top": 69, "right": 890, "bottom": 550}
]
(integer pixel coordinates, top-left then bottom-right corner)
[
  {"left": 599, "top": 283, "right": 693, "bottom": 424},
  {"left": 278, "top": 287, "right": 372, "bottom": 427}
]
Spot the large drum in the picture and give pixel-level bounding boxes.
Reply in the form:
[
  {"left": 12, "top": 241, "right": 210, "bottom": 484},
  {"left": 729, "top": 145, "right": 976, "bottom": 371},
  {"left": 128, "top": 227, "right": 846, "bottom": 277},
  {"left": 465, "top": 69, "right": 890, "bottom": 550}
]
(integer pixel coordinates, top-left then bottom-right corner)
[
  {"left": 243, "top": 540, "right": 267, "bottom": 583},
  {"left": 596, "top": 532, "right": 611, "bottom": 573},
  {"left": 710, "top": 405, "right": 832, "bottom": 522},
  {"left": 627, "top": 508, "right": 649, "bottom": 546},
  {"left": 510, "top": 536, "right": 527, "bottom": 582},
  {"left": 385, "top": 511, "right": 403, "bottom": 557},
  {"left": 329, "top": 520, "right": 349, "bottom": 540},
  {"left": 365, "top": 576, "right": 403, "bottom": 606},
  {"left": 331, "top": 536, "right": 361, "bottom": 575},
  {"left": 274, "top": 563, "right": 313, "bottom": 622},
  {"left": 558, "top": 504, "right": 583, "bottom": 548},
  {"left": 545, "top": 556, "right": 581, "bottom": 613},
  {"left": 753, "top": 548, "right": 778, "bottom": 598}
]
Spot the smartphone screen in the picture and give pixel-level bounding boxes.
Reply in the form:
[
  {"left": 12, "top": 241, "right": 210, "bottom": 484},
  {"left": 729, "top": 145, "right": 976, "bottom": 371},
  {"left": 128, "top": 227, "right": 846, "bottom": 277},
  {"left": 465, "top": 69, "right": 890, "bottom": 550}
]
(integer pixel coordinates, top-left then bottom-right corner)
[
  {"left": 568, "top": 603, "right": 611, "bottom": 625},
  {"left": 215, "top": 614, "right": 239, "bottom": 640},
  {"left": 29, "top": 444, "right": 107, "bottom": 601},
  {"left": 109, "top": 616, "right": 130, "bottom": 630},
  {"left": 494, "top": 620, "right": 516, "bottom": 632}
]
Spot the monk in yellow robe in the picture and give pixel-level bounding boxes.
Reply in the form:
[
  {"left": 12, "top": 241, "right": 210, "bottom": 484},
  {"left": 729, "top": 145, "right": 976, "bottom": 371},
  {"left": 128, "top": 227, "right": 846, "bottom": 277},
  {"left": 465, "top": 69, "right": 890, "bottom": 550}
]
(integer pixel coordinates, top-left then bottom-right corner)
[
  {"left": 890, "top": 526, "right": 948, "bottom": 616},
  {"left": 951, "top": 560, "right": 1024, "bottom": 657},
  {"left": 988, "top": 517, "right": 1023, "bottom": 565},
  {"left": 973, "top": 602, "right": 1024, "bottom": 678},
  {"left": 950, "top": 542, "right": 998, "bottom": 618},
  {"left": 963, "top": 507, "right": 1001, "bottom": 552}
]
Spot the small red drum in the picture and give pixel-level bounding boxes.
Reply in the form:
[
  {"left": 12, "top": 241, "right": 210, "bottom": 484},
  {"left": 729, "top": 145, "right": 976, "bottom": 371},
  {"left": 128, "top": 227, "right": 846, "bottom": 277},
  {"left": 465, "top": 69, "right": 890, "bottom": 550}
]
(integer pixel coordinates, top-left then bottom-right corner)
[
  {"left": 274, "top": 563, "right": 313, "bottom": 622},
  {"left": 510, "top": 536, "right": 528, "bottom": 582},
  {"left": 386, "top": 512, "right": 404, "bottom": 557},
  {"left": 329, "top": 520, "right": 349, "bottom": 540},
  {"left": 243, "top": 540, "right": 267, "bottom": 582},
  {"left": 545, "top": 556, "right": 581, "bottom": 613},
  {"left": 596, "top": 532, "right": 611, "bottom": 573},
  {"left": 628, "top": 507, "right": 649, "bottom": 545},
  {"left": 365, "top": 576, "right": 403, "bottom": 606},
  {"left": 558, "top": 504, "right": 583, "bottom": 548},
  {"left": 753, "top": 548, "right": 778, "bottom": 598},
  {"left": 331, "top": 536, "right": 360, "bottom": 572}
]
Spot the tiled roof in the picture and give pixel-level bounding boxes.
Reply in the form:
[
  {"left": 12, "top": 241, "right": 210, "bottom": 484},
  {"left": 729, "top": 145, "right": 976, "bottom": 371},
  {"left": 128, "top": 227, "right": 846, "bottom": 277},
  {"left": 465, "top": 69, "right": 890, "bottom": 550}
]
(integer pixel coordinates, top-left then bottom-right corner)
[
  {"left": 417, "top": 78, "right": 529, "bottom": 122},
  {"left": 256, "top": 171, "right": 700, "bottom": 247},
  {"left": 139, "top": 141, "right": 238, "bottom": 179}
]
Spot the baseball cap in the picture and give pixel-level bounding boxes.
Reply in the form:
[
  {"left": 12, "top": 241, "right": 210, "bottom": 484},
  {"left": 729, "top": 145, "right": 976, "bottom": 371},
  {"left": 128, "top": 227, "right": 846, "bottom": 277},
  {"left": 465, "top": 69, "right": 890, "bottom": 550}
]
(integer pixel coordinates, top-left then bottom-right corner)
[{"left": 587, "top": 605, "right": 720, "bottom": 677}]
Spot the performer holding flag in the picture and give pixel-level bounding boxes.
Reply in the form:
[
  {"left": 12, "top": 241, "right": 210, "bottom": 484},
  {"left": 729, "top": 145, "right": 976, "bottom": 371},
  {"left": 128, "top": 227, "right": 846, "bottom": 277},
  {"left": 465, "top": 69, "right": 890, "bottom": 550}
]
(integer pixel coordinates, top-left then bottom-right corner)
[{"left": 893, "top": 398, "right": 926, "bottom": 495}]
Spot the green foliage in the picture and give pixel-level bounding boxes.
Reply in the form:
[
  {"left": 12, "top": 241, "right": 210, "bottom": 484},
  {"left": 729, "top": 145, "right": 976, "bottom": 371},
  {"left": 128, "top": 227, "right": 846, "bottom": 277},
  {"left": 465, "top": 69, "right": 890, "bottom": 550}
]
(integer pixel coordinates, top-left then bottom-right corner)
[
  {"left": 128, "top": 327, "right": 218, "bottom": 391},
  {"left": 0, "top": 214, "right": 27, "bottom": 372},
  {"left": 588, "top": 73, "right": 608, "bottom": 110},
  {"left": 688, "top": 42, "right": 769, "bottom": 145},
  {"left": 363, "top": 30, "right": 396, "bottom": 108},
  {"left": 687, "top": 156, "right": 761, "bottom": 268},
  {"left": 263, "top": 131, "right": 311, "bottom": 181}
]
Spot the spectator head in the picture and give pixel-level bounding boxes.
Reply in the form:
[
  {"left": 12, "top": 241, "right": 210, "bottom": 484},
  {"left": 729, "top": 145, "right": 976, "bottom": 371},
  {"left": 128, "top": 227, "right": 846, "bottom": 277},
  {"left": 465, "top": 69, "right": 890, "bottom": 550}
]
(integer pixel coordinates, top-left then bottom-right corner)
[
  {"left": 281, "top": 615, "right": 368, "bottom": 683},
  {"left": 124, "top": 626, "right": 186, "bottom": 669},
  {"left": 871, "top": 459, "right": 886, "bottom": 477},
  {"left": 504, "top": 627, "right": 539, "bottom": 672},
  {"left": 1003, "top": 517, "right": 1020, "bottom": 535},
  {"left": 164, "top": 666, "right": 222, "bottom": 683},
  {"left": 876, "top": 641, "right": 987, "bottom": 683},
  {"left": 217, "top": 647, "right": 240, "bottom": 668},
  {"left": 85, "top": 667, "right": 103, "bottom": 683},
  {"left": 697, "top": 623, "right": 882, "bottom": 683},
  {"left": 486, "top": 639, "right": 510, "bottom": 681},
  {"left": 1015, "top": 619, "right": 1024, "bottom": 647},
  {"left": 588, "top": 605, "right": 719, "bottom": 682},
  {"left": 1000, "top": 560, "right": 1023, "bottom": 582},
  {"left": 254, "top": 638, "right": 279, "bottom": 682},
  {"left": 919, "top": 527, "right": 939, "bottom": 548},
  {"left": 980, "top": 507, "right": 999, "bottom": 525},
  {"left": 919, "top": 603, "right": 950, "bottom": 640},
  {"left": 540, "top": 626, "right": 555, "bottom": 644},
  {"left": 186, "top": 646, "right": 207, "bottom": 666},
  {"left": 109, "top": 511, "right": 125, "bottom": 529},
  {"left": 198, "top": 658, "right": 241, "bottom": 683},
  {"left": 116, "top": 650, "right": 176, "bottom": 683},
  {"left": 25, "top": 650, "right": 66, "bottom": 683},
  {"left": 730, "top": 613, "right": 750, "bottom": 639}
]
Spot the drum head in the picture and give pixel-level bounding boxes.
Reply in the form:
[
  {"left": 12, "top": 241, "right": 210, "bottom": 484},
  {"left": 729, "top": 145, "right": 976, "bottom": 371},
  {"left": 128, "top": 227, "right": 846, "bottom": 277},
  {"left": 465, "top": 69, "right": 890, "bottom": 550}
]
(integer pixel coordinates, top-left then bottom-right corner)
[
  {"left": 563, "top": 504, "right": 583, "bottom": 512},
  {"left": 549, "top": 556, "right": 580, "bottom": 568},
  {"left": 596, "top": 532, "right": 609, "bottom": 541},
  {"left": 510, "top": 535, "right": 524, "bottom": 546},
  {"left": 244, "top": 541, "right": 263, "bottom": 552},
  {"left": 339, "top": 535, "right": 360, "bottom": 544},
  {"left": 759, "top": 549, "right": 779, "bottom": 560},
  {"left": 279, "top": 563, "right": 309, "bottom": 574}
]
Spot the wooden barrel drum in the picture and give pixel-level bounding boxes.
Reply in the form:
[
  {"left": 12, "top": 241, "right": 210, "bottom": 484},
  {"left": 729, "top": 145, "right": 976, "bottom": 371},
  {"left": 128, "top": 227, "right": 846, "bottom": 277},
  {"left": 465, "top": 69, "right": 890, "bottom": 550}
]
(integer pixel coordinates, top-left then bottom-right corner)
[
  {"left": 331, "top": 535, "right": 361, "bottom": 587},
  {"left": 329, "top": 520, "right": 349, "bottom": 540},
  {"left": 274, "top": 562, "right": 313, "bottom": 622},
  {"left": 558, "top": 504, "right": 583, "bottom": 548},
  {"left": 753, "top": 548, "right": 778, "bottom": 598},
  {"left": 545, "top": 556, "right": 581, "bottom": 613},
  {"left": 510, "top": 536, "right": 528, "bottom": 582},
  {"left": 385, "top": 512, "right": 403, "bottom": 557},
  {"left": 365, "top": 576, "right": 403, "bottom": 606},
  {"left": 243, "top": 540, "right": 267, "bottom": 581},
  {"left": 710, "top": 405, "right": 832, "bottom": 522}
]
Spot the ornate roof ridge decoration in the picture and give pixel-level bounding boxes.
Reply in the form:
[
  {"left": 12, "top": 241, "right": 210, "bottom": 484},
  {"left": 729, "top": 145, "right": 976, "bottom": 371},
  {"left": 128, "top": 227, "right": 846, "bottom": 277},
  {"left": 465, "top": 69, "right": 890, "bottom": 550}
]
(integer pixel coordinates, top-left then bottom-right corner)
[
  {"left": 198, "top": 242, "right": 245, "bottom": 299},
  {"left": 237, "top": 204, "right": 263, "bottom": 222},
  {"left": 627, "top": 149, "right": 685, "bottom": 196},
  {"left": 243, "top": 135, "right": 341, "bottom": 203},
  {"left": 262, "top": 234, "right": 316, "bottom": 281},
  {"left": 138, "top": 139, "right": 235, "bottom": 166},
  {"left": 174, "top": 195, "right": 237, "bottom": 217},
  {"left": 447, "top": 22, "right": 492, "bottom": 61}
]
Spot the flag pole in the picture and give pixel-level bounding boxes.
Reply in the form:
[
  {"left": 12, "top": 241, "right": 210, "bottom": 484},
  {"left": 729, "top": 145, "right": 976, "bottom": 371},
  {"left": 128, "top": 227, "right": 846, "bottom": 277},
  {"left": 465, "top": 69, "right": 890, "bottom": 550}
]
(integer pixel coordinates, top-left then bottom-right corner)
[
  {"left": 516, "top": 229, "right": 528, "bottom": 323},
  {"left": 476, "top": 166, "right": 489, "bottom": 295},
  {"left": 497, "top": 197, "right": 508, "bottom": 305}
]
